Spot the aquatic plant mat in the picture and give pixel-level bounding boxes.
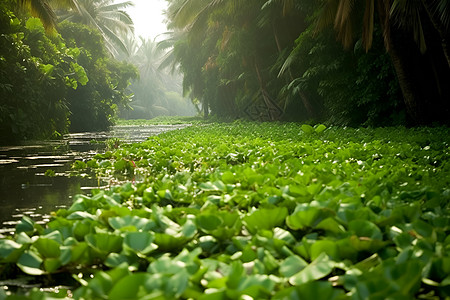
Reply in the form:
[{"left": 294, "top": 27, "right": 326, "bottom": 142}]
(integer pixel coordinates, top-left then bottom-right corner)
[{"left": 1, "top": 122, "right": 449, "bottom": 299}]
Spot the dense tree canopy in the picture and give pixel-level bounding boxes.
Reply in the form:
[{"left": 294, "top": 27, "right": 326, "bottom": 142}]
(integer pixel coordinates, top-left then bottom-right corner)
[
  {"left": 0, "top": 0, "right": 136, "bottom": 143},
  {"left": 2, "top": 0, "right": 449, "bottom": 144},
  {"left": 163, "top": 0, "right": 449, "bottom": 125}
]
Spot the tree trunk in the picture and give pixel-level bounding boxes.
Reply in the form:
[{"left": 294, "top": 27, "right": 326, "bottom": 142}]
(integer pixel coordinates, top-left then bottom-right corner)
[
  {"left": 377, "top": 0, "right": 450, "bottom": 124},
  {"left": 272, "top": 24, "right": 315, "bottom": 119},
  {"left": 386, "top": 42, "right": 422, "bottom": 123},
  {"left": 420, "top": 0, "right": 450, "bottom": 68},
  {"left": 203, "top": 98, "right": 209, "bottom": 118}
]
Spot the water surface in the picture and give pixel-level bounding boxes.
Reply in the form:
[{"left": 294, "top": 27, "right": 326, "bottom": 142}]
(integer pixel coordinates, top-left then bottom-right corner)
[{"left": 0, "top": 124, "right": 188, "bottom": 236}]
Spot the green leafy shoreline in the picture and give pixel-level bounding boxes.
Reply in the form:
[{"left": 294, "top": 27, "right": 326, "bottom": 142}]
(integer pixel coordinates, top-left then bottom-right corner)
[{"left": 1, "top": 122, "right": 450, "bottom": 299}]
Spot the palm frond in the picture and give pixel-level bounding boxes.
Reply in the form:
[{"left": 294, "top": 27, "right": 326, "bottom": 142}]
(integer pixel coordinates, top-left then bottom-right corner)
[
  {"left": 18, "top": 0, "right": 57, "bottom": 31},
  {"left": 362, "top": 0, "right": 375, "bottom": 52}
]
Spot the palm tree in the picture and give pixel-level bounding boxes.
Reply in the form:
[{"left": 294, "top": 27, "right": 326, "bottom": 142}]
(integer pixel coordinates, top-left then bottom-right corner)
[
  {"left": 315, "top": 0, "right": 450, "bottom": 124},
  {"left": 391, "top": 0, "right": 450, "bottom": 67},
  {"left": 58, "top": 0, "right": 134, "bottom": 57},
  {"left": 17, "top": 0, "right": 78, "bottom": 31}
]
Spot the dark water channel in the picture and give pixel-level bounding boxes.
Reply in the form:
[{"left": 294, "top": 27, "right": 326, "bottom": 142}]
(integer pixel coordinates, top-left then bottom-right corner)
[{"left": 0, "top": 125, "right": 188, "bottom": 236}]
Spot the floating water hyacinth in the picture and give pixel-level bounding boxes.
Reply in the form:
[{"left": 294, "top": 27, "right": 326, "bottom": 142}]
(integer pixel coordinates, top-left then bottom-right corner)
[{"left": 0, "top": 122, "right": 449, "bottom": 299}]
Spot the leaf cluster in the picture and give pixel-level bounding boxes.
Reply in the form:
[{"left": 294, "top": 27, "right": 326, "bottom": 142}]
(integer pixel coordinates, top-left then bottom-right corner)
[{"left": 1, "top": 123, "right": 450, "bottom": 298}]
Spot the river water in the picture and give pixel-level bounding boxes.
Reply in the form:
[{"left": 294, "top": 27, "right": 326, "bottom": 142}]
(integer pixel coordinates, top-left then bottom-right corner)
[{"left": 0, "top": 124, "right": 189, "bottom": 236}]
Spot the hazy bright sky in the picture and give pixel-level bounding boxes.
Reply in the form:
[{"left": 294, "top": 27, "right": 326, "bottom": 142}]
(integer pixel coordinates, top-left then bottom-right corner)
[{"left": 125, "top": 0, "right": 168, "bottom": 40}]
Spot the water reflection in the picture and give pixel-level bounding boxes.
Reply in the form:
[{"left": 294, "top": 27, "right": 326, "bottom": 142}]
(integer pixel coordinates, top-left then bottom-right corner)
[{"left": 0, "top": 124, "right": 189, "bottom": 235}]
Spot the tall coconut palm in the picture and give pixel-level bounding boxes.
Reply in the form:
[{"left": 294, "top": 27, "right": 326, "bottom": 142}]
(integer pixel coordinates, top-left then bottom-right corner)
[
  {"left": 391, "top": 0, "right": 450, "bottom": 67},
  {"left": 58, "top": 0, "right": 134, "bottom": 57},
  {"left": 315, "top": 0, "right": 450, "bottom": 124}
]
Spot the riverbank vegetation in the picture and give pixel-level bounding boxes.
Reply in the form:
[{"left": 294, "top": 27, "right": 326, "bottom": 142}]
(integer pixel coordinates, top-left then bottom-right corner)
[
  {"left": 1, "top": 0, "right": 449, "bottom": 298},
  {"left": 163, "top": 0, "right": 449, "bottom": 126},
  {"left": 1, "top": 123, "right": 449, "bottom": 298},
  {"left": 0, "top": 0, "right": 140, "bottom": 143}
]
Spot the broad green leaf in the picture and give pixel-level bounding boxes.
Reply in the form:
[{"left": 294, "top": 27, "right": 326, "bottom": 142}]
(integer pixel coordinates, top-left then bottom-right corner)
[
  {"left": 196, "top": 213, "right": 223, "bottom": 232},
  {"left": 33, "top": 238, "right": 61, "bottom": 258},
  {"left": 286, "top": 206, "right": 334, "bottom": 230},
  {"left": 238, "top": 274, "right": 277, "bottom": 297},
  {"left": 0, "top": 239, "right": 24, "bottom": 261},
  {"left": 17, "top": 251, "right": 44, "bottom": 275},
  {"left": 154, "top": 233, "right": 188, "bottom": 251},
  {"left": 348, "top": 220, "right": 382, "bottom": 239},
  {"left": 165, "top": 269, "right": 190, "bottom": 297},
  {"left": 85, "top": 233, "right": 123, "bottom": 254},
  {"left": 301, "top": 124, "right": 315, "bottom": 134},
  {"left": 315, "top": 124, "right": 327, "bottom": 133},
  {"left": 108, "top": 215, "right": 156, "bottom": 232},
  {"left": 108, "top": 273, "right": 151, "bottom": 300},
  {"left": 244, "top": 207, "right": 288, "bottom": 234},
  {"left": 199, "top": 181, "right": 226, "bottom": 192},
  {"left": 124, "top": 231, "right": 156, "bottom": 254},
  {"left": 412, "top": 219, "right": 433, "bottom": 238},
  {"left": 149, "top": 255, "right": 184, "bottom": 275},
  {"left": 105, "top": 253, "right": 129, "bottom": 268},
  {"left": 227, "top": 261, "right": 245, "bottom": 289},
  {"left": 15, "top": 216, "right": 34, "bottom": 234},
  {"left": 310, "top": 240, "right": 339, "bottom": 260},
  {"left": 222, "top": 171, "right": 235, "bottom": 184},
  {"left": 279, "top": 255, "right": 308, "bottom": 277},
  {"left": 289, "top": 253, "right": 335, "bottom": 285},
  {"left": 44, "top": 258, "right": 62, "bottom": 273}
]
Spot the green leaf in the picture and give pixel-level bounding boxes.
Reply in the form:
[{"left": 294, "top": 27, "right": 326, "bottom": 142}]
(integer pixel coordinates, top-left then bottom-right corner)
[
  {"left": 279, "top": 255, "right": 308, "bottom": 277},
  {"left": 196, "top": 213, "right": 223, "bottom": 232},
  {"left": 412, "top": 219, "right": 433, "bottom": 238},
  {"left": 315, "top": 124, "right": 327, "bottom": 133},
  {"left": 0, "top": 239, "right": 24, "bottom": 261},
  {"left": 109, "top": 215, "right": 156, "bottom": 232},
  {"left": 44, "top": 257, "right": 62, "bottom": 273},
  {"left": 199, "top": 181, "right": 226, "bottom": 192},
  {"left": 17, "top": 251, "right": 44, "bottom": 275},
  {"left": 25, "top": 17, "right": 44, "bottom": 32},
  {"left": 124, "top": 231, "right": 157, "bottom": 254},
  {"left": 40, "top": 64, "right": 54, "bottom": 76},
  {"left": 227, "top": 261, "right": 245, "bottom": 289},
  {"left": 301, "top": 124, "right": 314, "bottom": 134},
  {"left": 244, "top": 207, "right": 288, "bottom": 234},
  {"left": 105, "top": 253, "right": 129, "bottom": 268},
  {"left": 16, "top": 216, "right": 35, "bottom": 234},
  {"left": 310, "top": 240, "right": 339, "bottom": 260},
  {"left": 33, "top": 238, "right": 61, "bottom": 258},
  {"left": 286, "top": 206, "right": 334, "bottom": 230},
  {"left": 85, "top": 233, "right": 123, "bottom": 254},
  {"left": 154, "top": 233, "right": 188, "bottom": 251},
  {"left": 67, "top": 211, "right": 97, "bottom": 221},
  {"left": 289, "top": 253, "right": 335, "bottom": 285},
  {"left": 165, "top": 269, "right": 190, "bottom": 297},
  {"left": 108, "top": 273, "right": 150, "bottom": 300},
  {"left": 348, "top": 220, "right": 382, "bottom": 239}
]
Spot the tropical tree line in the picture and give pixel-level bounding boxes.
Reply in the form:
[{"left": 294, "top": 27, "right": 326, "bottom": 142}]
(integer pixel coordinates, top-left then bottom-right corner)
[
  {"left": 163, "top": 0, "right": 450, "bottom": 126},
  {"left": 0, "top": 0, "right": 139, "bottom": 143},
  {"left": 118, "top": 37, "right": 197, "bottom": 119}
]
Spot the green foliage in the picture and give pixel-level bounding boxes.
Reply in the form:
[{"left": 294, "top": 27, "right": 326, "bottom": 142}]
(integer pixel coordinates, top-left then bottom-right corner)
[
  {"left": 162, "top": 0, "right": 415, "bottom": 125},
  {"left": 0, "top": 2, "right": 136, "bottom": 143},
  {"left": 1, "top": 122, "right": 449, "bottom": 298},
  {"left": 0, "top": 6, "right": 76, "bottom": 142},
  {"left": 59, "top": 22, "right": 138, "bottom": 132}
]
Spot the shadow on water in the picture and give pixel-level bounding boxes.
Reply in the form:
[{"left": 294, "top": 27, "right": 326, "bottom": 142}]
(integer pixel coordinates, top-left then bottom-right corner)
[{"left": 0, "top": 124, "right": 189, "bottom": 236}]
